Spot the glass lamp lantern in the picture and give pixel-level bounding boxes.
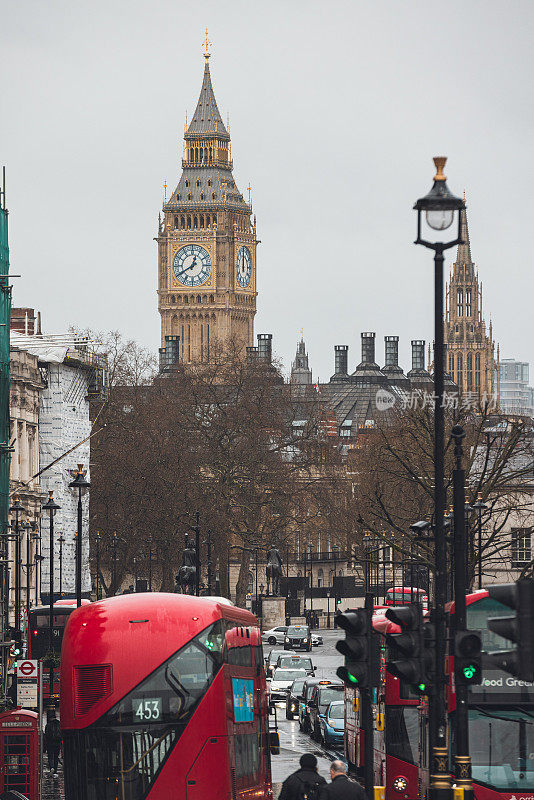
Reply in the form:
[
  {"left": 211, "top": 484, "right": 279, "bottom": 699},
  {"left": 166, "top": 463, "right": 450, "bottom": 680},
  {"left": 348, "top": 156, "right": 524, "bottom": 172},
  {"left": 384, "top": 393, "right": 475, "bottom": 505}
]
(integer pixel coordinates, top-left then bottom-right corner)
[{"left": 414, "top": 157, "right": 465, "bottom": 242}]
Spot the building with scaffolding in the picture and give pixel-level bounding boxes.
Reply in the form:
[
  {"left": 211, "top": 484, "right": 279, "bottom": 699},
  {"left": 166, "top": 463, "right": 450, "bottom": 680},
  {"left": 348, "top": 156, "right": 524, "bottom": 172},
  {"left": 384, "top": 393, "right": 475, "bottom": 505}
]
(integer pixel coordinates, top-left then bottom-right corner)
[{"left": 10, "top": 317, "right": 107, "bottom": 602}]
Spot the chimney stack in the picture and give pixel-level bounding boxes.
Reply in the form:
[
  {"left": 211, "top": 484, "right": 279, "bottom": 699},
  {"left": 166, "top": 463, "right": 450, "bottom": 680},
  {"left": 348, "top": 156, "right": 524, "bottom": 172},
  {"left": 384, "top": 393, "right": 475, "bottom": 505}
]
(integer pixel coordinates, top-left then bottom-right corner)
[
  {"left": 361, "top": 332, "right": 376, "bottom": 365},
  {"left": 257, "top": 333, "right": 272, "bottom": 364},
  {"left": 334, "top": 345, "right": 349, "bottom": 377},
  {"left": 411, "top": 340, "right": 425, "bottom": 372},
  {"left": 384, "top": 336, "right": 399, "bottom": 368},
  {"left": 246, "top": 346, "right": 258, "bottom": 364}
]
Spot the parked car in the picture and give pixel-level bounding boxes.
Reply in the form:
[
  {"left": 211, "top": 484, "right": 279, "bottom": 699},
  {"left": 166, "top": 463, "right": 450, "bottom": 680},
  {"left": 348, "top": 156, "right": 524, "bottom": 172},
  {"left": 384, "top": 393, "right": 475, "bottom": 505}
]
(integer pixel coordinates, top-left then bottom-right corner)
[
  {"left": 286, "top": 676, "right": 306, "bottom": 720},
  {"left": 312, "top": 633, "right": 323, "bottom": 646},
  {"left": 308, "top": 680, "right": 344, "bottom": 742},
  {"left": 298, "top": 677, "right": 322, "bottom": 732},
  {"left": 284, "top": 625, "right": 312, "bottom": 651},
  {"left": 268, "top": 668, "right": 307, "bottom": 703},
  {"left": 276, "top": 653, "right": 315, "bottom": 676},
  {"left": 262, "top": 626, "right": 288, "bottom": 646},
  {"left": 319, "top": 700, "right": 345, "bottom": 748},
  {"left": 266, "top": 648, "right": 295, "bottom": 678}
]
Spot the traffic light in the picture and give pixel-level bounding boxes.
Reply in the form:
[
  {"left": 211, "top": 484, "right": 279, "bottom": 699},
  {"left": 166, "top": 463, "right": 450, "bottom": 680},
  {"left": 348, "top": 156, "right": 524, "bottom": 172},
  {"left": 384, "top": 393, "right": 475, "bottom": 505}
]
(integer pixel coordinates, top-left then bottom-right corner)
[
  {"left": 384, "top": 603, "right": 429, "bottom": 692},
  {"left": 454, "top": 630, "right": 482, "bottom": 685},
  {"left": 335, "top": 609, "right": 380, "bottom": 688},
  {"left": 487, "top": 579, "right": 534, "bottom": 681}
]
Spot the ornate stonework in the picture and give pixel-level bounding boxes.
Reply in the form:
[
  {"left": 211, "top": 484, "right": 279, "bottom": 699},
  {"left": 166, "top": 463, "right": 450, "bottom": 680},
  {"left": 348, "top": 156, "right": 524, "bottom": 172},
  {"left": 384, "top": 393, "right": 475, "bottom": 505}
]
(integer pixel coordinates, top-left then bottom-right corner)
[
  {"left": 156, "top": 51, "right": 257, "bottom": 364},
  {"left": 444, "top": 208, "right": 499, "bottom": 404}
]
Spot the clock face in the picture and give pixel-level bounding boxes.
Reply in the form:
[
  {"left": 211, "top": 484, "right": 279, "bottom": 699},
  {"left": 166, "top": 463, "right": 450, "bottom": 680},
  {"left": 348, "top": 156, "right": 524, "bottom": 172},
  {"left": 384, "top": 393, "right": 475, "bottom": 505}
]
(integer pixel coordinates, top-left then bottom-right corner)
[
  {"left": 236, "top": 246, "right": 252, "bottom": 288},
  {"left": 173, "top": 244, "right": 211, "bottom": 287}
]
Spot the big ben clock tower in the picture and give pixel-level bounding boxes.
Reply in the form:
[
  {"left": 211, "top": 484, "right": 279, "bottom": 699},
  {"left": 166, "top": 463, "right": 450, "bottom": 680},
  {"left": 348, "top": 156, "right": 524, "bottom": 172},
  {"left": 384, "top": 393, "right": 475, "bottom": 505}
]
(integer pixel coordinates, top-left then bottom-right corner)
[{"left": 157, "top": 42, "right": 257, "bottom": 365}]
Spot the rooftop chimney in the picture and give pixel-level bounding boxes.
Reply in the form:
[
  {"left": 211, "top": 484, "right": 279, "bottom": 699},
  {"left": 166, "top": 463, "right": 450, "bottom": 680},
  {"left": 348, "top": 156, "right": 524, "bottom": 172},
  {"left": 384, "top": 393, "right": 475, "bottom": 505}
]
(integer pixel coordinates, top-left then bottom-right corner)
[
  {"left": 384, "top": 336, "right": 399, "bottom": 368},
  {"left": 411, "top": 340, "right": 425, "bottom": 372},
  {"left": 361, "top": 332, "right": 376, "bottom": 365},
  {"left": 257, "top": 333, "right": 272, "bottom": 364},
  {"left": 246, "top": 346, "right": 258, "bottom": 364},
  {"left": 334, "top": 345, "right": 349, "bottom": 378}
]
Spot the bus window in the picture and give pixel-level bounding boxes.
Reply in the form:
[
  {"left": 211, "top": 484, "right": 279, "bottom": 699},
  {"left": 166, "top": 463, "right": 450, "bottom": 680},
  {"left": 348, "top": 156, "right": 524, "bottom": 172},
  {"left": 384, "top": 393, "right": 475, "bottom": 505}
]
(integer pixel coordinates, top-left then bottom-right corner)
[{"left": 385, "top": 706, "right": 419, "bottom": 765}]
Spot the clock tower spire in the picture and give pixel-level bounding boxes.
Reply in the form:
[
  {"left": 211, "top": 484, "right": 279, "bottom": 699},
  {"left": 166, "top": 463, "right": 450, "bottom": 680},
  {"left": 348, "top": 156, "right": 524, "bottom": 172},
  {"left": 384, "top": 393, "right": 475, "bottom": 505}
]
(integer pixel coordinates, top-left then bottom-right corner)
[{"left": 157, "top": 46, "right": 257, "bottom": 366}]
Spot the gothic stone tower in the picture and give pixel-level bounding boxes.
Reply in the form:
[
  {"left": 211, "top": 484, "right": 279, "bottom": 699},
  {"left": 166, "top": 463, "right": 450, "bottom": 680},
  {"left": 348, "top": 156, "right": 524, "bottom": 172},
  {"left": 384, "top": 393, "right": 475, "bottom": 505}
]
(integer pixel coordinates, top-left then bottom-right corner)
[
  {"left": 445, "top": 206, "right": 499, "bottom": 404},
  {"left": 157, "top": 50, "right": 257, "bottom": 364}
]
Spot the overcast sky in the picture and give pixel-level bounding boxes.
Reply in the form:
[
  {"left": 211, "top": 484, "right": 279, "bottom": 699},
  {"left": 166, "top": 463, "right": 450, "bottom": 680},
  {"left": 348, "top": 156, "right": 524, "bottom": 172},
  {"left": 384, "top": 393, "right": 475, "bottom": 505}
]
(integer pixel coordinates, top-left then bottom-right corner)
[{"left": 2, "top": 0, "right": 533, "bottom": 380}]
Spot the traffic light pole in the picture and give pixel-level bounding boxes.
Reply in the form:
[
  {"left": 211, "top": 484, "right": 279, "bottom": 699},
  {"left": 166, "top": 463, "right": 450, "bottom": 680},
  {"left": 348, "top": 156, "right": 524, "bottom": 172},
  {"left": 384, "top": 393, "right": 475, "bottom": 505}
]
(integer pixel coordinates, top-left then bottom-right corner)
[
  {"left": 451, "top": 426, "right": 473, "bottom": 800},
  {"left": 362, "top": 592, "right": 374, "bottom": 800}
]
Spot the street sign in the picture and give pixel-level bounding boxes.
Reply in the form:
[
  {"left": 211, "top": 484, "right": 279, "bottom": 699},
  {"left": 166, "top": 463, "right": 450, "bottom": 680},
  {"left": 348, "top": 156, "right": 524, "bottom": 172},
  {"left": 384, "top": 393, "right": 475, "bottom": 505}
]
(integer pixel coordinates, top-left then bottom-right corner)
[
  {"left": 16, "top": 660, "right": 38, "bottom": 679},
  {"left": 16, "top": 660, "right": 39, "bottom": 709}
]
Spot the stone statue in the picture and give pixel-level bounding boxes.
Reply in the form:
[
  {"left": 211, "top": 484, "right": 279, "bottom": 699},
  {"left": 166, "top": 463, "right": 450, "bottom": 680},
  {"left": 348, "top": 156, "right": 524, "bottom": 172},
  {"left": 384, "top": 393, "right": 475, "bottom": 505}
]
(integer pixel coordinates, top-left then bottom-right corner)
[
  {"left": 266, "top": 545, "right": 283, "bottom": 596},
  {"left": 175, "top": 534, "right": 197, "bottom": 595}
]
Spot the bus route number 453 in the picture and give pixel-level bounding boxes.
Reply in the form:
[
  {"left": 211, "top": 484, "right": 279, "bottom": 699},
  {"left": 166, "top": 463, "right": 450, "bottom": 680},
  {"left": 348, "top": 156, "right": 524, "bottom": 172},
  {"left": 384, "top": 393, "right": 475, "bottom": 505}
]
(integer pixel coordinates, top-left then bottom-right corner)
[{"left": 132, "top": 698, "right": 162, "bottom": 721}]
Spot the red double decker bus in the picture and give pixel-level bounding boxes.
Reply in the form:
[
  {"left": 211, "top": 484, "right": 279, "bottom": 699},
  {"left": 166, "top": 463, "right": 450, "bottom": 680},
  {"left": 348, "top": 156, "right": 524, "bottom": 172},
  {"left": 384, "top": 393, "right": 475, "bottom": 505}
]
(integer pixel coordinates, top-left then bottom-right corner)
[
  {"left": 61, "top": 593, "right": 273, "bottom": 799},
  {"left": 27, "top": 599, "right": 90, "bottom": 701},
  {"left": 345, "top": 591, "right": 534, "bottom": 800}
]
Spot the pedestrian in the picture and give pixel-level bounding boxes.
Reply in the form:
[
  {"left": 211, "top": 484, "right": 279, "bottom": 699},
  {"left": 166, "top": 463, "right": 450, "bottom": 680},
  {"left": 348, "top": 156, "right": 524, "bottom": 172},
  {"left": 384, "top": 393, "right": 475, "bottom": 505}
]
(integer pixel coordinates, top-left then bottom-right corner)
[
  {"left": 321, "top": 760, "right": 366, "bottom": 800},
  {"left": 44, "top": 708, "right": 62, "bottom": 778},
  {"left": 278, "top": 753, "right": 327, "bottom": 800}
]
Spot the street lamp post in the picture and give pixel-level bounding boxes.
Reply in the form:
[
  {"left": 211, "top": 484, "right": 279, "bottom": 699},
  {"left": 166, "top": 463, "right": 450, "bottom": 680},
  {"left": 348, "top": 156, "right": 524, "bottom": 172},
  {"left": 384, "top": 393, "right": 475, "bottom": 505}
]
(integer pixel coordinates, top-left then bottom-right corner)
[
  {"left": 112, "top": 531, "right": 119, "bottom": 595},
  {"left": 95, "top": 532, "right": 100, "bottom": 600},
  {"left": 42, "top": 491, "right": 60, "bottom": 701},
  {"left": 414, "top": 156, "right": 465, "bottom": 800},
  {"left": 192, "top": 512, "right": 201, "bottom": 597},
  {"left": 69, "top": 464, "right": 90, "bottom": 607},
  {"left": 332, "top": 545, "right": 339, "bottom": 607},
  {"left": 206, "top": 530, "right": 212, "bottom": 595},
  {"left": 24, "top": 521, "right": 33, "bottom": 632},
  {"left": 472, "top": 493, "right": 488, "bottom": 590},
  {"left": 9, "top": 496, "right": 25, "bottom": 641},
  {"left": 58, "top": 533, "right": 64, "bottom": 598},
  {"left": 32, "top": 526, "right": 42, "bottom": 606},
  {"left": 308, "top": 544, "right": 313, "bottom": 626}
]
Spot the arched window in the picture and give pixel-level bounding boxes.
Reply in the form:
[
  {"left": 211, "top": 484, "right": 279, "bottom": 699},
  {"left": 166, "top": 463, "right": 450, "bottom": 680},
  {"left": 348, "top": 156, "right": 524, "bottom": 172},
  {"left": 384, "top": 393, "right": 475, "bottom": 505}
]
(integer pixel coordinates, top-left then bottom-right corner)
[
  {"left": 171, "top": 295, "right": 175, "bottom": 303},
  {"left": 475, "top": 354, "right": 481, "bottom": 390},
  {"left": 187, "top": 193, "right": 192, "bottom": 201},
  {"left": 209, "top": 147, "right": 212, "bottom": 162},
  {"left": 317, "top": 568, "right": 323, "bottom": 588},
  {"left": 174, "top": 216, "right": 178, "bottom": 228},
  {"left": 199, "top": 149, "right": 203, "bottom": 163},
  {"left": 185, "top": 180, "right": 189, "bottom": 187},
  {"left": 209, "top": 294, "right": 214, "bottom": 303},
  {"left": 212, "top": 192, "right": 216, "bottom": 200},
  {"left": 184, "top": 295, "right": 189, "bottom": 304},
  {"left": 457, "top": 354, "right": 463, "bottom": 387},
  {"left": 200, "top": 193, "right": 205, "bottom": 201},
  {"left": 196, "top": 294, "right": 201, "bottom": 303},
  {"left": 457, "top": 289, "right": 463, "bottom": 316},
  {"left": 196, "top": 179, "right": 201, "bottom": 188},
  {"left": 208, "top": 178, "right": 212, "bottom": 187},
  {"left": 177, "top": 193, "right": 181, "bottom": 201},
  {"left": 193, "top": 216, "right": 198, "bottom": 229},
  {"left": 467, "top": 353, "right": 473, "bottom": 391},
  {"left": 212, "top": 214, "right": 217, "bottom": 225},
  {"left": 187, "top": 215, "right": 191, "bottom": 228},
  {"left": 181, "top": 215, "right": 185, "bottom": 227},
  {"left": 466, "top": 289, "right": 472, "bottom": 317},
  {"left": 448, "top": 351, "right": 454, "bottom": 376}
]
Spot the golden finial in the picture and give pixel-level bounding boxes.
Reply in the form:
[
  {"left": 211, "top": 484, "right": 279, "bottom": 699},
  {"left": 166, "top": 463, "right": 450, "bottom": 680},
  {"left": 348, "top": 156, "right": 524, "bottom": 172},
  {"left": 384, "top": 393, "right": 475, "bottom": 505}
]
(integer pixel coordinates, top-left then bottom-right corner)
[
  {"left": 300, "top": 328, "right": 304, "bottom": 340},
  {"left": 203, "top": 28, "right": 212, "bottom": 61},
  {"left": 247, "top": 183, "right": 252, "bottom": 204},
  {"left": 163, "top": 180, "right": 167, "bottom": 203},
  {"left": 433, "top": 156, "right": 447, "bottom": 181}
]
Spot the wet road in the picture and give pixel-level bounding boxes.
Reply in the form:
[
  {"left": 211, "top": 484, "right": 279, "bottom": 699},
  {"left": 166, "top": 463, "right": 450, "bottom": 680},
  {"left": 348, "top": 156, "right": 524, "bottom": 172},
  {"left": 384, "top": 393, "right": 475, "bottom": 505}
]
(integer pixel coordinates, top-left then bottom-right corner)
[{"left": 269, "top": 629, "right": 344, "bottom": 796}]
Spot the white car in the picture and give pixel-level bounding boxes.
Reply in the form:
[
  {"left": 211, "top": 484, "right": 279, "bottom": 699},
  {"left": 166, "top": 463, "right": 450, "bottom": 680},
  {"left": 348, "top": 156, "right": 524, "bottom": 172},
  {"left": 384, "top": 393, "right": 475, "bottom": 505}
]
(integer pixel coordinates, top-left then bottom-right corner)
[
  {"left": 262, "top": 626, "right": 288, "bottom": 646},
  {"left": 268, "top": 668, "right": 307, "bottom": 702}
]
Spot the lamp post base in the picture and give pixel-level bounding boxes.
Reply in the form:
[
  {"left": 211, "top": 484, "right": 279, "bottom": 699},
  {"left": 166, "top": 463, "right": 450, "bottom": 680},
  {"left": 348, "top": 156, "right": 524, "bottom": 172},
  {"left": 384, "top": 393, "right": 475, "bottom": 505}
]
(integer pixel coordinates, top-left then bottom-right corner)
[
  {"left": 455, "top": 755, "right": 474, "bottom": 800},
  {"left": 429, "top": 747, "right": 453, "bottom": 800}
]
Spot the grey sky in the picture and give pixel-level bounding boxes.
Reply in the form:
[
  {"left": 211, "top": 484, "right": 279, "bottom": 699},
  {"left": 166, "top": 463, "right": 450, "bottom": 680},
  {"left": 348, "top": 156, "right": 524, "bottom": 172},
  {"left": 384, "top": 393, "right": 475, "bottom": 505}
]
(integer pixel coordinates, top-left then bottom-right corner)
[{"left": 2, "top": 0, "right": 533, "bottom": 380}]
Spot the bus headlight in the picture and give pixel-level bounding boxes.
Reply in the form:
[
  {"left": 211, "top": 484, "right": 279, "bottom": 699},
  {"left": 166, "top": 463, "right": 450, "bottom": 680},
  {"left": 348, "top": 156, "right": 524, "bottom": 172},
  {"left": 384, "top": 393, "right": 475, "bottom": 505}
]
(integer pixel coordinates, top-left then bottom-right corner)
[
  {"left": 393, "top": 776, "right": 408, "bottom": 793},
  {"left": 303, "top": 638, "right": 308, "bottom": 643},
  {"left": 284, "top": 637, "right": 289, "bottom": 643}
]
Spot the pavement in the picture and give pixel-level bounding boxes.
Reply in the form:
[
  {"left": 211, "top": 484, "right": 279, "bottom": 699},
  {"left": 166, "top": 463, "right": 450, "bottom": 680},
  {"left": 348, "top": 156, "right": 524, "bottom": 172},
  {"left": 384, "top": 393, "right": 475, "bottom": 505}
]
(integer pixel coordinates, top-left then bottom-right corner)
[
  {"left": 41, "top": 757, "right": 65, "bottom": 800},
  {"left": 269, "top": 629, "right": 344, "bottom": 797}
]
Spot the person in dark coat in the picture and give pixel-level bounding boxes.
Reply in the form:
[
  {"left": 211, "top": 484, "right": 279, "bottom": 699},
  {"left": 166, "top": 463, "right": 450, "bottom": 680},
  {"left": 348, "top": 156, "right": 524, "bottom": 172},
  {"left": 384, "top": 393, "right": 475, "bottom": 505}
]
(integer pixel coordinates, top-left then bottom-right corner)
[
  {"left": 278, "top": 753, "right": 327, "bottom": 800},
  {"left": 44, "top": 709, "right": 62, "bottom": 778},
  {"left": 322, "top": 761, "right": 366, "bottom": 800}
]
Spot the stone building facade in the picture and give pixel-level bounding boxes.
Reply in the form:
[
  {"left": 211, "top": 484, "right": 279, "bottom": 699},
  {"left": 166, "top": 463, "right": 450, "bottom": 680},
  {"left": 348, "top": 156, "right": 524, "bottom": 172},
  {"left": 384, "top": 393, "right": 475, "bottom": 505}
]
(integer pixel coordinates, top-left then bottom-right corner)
[
  {"left": 157, "top": 49, "right": 257, "bottom": 366},
  {"left": 9, "top": 346, "right": 44, "bottom": 623}
]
